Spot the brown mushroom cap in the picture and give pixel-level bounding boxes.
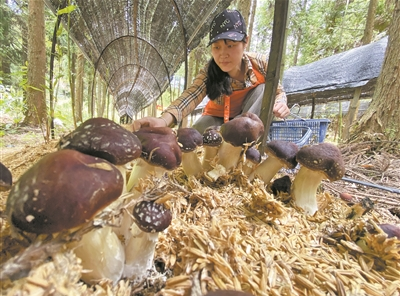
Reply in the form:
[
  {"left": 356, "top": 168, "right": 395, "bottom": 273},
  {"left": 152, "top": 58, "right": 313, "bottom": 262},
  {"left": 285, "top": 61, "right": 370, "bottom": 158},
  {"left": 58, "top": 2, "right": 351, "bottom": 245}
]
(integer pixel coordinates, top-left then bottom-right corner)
[
  {"left": 132, "top": 200, "right": 172, "bottom": 233},
  {"left": 245, "top": 146, "right": 262, "bottom": 165},
  {"left": 203, "top": 125, "right": 222, "bottom": 147},
  {"left": 58, "top": 117, "right": 142, "bottom": 165},
  {"left": 6, "top": 149, "right": 124, "bottom": 234},
  {"left": 296, "top": 142, "right": 345, "bottom": 181},
  {"left": 265, "top": 140, "right": 299, "bottom": 169},
  {"left": 134, "top": 127, "right": 182, "bottom": 170},
  {"left": 0, "top": 162, "right": 12, "bottom": 191},
  {"left": 220, "top": 112, "right": 264, "bottom": 147},
  {"left": 177, "top": 127, "right": 203, "bottom": 152}
]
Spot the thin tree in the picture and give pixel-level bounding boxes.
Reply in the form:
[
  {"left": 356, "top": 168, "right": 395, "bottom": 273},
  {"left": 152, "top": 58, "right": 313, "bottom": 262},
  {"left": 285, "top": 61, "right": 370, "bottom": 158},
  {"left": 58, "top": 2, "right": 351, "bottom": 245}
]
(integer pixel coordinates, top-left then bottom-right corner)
[
  {"left": 23, "top": 0, "right": 47, "bottom": 131},
  {"left": 75, "top": 52, "right": 85, "bottom": 123},
  {"left": 1, "top": 0, "right": 12, "bottom": 85},
  {"left": 343, "top": 0, "right": 378, "bottom": 140},
  {"left": 234, "top": 0, "right": 251, "bottom": 25},
  {"left": 247, "top": 0, "right": 257, "bottom": 50},
  {"left": 352, "top": 0, "right": 400, "bottom": 141}
]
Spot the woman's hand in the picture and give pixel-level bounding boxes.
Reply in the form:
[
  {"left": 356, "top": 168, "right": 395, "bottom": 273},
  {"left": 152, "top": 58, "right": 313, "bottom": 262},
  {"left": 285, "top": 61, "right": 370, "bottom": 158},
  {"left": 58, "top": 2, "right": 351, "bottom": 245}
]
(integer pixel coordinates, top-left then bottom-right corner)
[
  {"left": 131, "top": 113, "right": 175, "bottom": 131},
  {"left": 273, "top": 102, "right": 290, "bottom": 119},
  {"left": 131, "top": 117, "right": 164, "bottom": 131}
]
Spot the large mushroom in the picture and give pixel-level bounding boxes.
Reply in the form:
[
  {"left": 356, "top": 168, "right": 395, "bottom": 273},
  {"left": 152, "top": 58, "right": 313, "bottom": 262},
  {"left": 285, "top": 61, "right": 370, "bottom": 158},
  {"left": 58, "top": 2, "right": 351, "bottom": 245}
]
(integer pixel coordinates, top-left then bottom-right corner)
[
  {"left": 58, "top": 117, "right": 142, "bottom": 191},
  {"left": 6, "top": 149, "right": 124, "bottom": 234},
  {"left": 177, "top": 127, "right": 203, "bottom": 177},
  {"left": 201, "top": 126, "right": 223, "bottom": 171},
  {"left": 123, "top": 200, "right": 172, "bottom": 281},
  {"left": 250, "top": 140, "right": 299, "bottom": 184},
  {"left": 126, "top": 126, "right": 182, "bottom": 192},
  {"left": 206, "top": 112, "right": 264, "bottom": 181},
  {"left": 292, "top": 142, "right": 345, "bottom": 215},
  {"left": 0, "top": 162, "right": 12, "bottom": 191}
]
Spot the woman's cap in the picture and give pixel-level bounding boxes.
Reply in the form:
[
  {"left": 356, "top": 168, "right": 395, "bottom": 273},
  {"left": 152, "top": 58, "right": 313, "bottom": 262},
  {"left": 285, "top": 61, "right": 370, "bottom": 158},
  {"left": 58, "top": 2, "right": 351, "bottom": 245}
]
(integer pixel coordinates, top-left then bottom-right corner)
[{"left": 208, "top": 9, "right": 246, "bottom": 46}]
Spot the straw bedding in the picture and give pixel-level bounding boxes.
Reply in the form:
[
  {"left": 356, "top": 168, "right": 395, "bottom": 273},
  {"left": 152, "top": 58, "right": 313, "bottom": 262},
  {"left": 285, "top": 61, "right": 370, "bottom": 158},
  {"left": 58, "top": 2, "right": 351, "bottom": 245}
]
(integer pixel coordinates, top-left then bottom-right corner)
[{"left": 0, "top": 135, "right": 399, "bottom": 296}]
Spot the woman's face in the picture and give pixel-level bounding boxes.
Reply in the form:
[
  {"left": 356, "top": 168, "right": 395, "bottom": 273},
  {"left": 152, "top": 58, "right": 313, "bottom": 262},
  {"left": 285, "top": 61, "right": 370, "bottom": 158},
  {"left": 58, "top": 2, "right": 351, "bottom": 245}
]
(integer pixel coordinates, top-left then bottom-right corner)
[{"left": 210, "top": 39, "right": 247, "bottom": 77}]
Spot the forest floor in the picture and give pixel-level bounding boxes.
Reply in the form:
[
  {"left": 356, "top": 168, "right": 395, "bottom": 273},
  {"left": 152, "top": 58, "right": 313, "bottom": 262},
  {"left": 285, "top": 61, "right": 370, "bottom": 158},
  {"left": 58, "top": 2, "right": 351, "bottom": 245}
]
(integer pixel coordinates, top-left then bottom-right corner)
[{"left": 1, "top": 120, "right": 400, "bottom": 295}]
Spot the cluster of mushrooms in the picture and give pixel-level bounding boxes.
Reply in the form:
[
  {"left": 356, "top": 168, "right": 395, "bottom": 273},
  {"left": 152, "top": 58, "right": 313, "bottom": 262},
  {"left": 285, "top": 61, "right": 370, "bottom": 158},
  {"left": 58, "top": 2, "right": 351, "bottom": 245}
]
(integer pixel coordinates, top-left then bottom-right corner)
[{"left": 4, "top": 112, "right": 346, "bottom": 286}]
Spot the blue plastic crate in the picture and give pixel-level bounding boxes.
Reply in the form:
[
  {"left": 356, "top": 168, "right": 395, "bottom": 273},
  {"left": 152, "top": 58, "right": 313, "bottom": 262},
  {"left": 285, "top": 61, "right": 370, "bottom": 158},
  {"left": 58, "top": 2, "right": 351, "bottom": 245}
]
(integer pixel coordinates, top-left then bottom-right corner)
[{"left": 269, "top": 119, "right": 331, "bottom": 147}]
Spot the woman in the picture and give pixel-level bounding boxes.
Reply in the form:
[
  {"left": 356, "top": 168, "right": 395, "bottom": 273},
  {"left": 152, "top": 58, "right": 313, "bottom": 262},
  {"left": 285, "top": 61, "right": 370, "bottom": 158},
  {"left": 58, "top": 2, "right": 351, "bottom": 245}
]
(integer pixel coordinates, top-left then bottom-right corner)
[{"left": 132, "top": 9, "right": 290, "bottom": 134}]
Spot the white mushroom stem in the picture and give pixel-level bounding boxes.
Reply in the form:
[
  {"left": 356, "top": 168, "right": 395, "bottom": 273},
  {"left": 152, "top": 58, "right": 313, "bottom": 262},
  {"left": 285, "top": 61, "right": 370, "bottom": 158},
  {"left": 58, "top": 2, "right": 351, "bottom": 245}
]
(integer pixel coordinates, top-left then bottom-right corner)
[
  {"left": 206, "top": 141, "right": 242, "bottom": 181},
  {"left": 250, "top": 156, "right": 283, "bottom": 184},
  {"left": 217, "top": 141, "right": 243, "bottom": 170},
  {"left": 182, "top": 150, "right": 203, "bottom": 177},
  {"left": 123, "top": 224, "right": 159, "bottom": 282},
  {"left": 201, "top": 146, "right": 220, "bottom": 171},
  {"left": 291, "top": 166, "right": 324, "bottom": 215},
  {"left": 126, "top": 159, "right": 155, "bottom": 192},
  {"left": 72, "top": 226, "right": 125, "bottom": 285}
]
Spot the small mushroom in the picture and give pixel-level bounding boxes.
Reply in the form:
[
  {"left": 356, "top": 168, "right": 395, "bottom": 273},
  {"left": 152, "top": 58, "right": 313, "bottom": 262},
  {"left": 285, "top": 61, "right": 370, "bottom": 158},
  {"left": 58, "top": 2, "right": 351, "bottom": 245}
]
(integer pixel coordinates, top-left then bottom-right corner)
[
  {"left": 58, "top": 117, "right": 142, "bottom": 191},
  {"left": 0, "top": 162, "right": 12, "bottom": 191},
  {"left": 378, "top": 224, "right": 400, "bottom": 240},
  {"left": 123, "top": 200, "right": 173, "bottom": 281},
  {"left": 207, "top": 112, "right": 264, "bottom": 181},
  {"left": 251, "top": 140, "right": 299, "bottom": 184},
  {"left": 127, "top": 127, "right": 182, "bottom": 192},
  {"left": 201, "top": 125, "right": 223, "bottom": 171},
  {"left": 132, "top": 200, "right": 172, "bottom": 233},
  {"left": 177, "top": 127, "right": 203, "bottom": 177},
  {"left": 242, "top": 146, "right": 262, "bottom": 176},
  {"left": 292, "top": 142, "right": 345, "bottom": 215},
  {"left": 6, "top": 149, "right": 124, "bottom": 234}
]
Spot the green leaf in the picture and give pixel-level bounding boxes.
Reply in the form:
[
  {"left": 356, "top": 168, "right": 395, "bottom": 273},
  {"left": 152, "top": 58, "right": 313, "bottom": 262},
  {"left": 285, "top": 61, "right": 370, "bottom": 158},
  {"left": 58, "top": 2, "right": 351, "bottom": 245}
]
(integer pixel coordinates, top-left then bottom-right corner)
[{"left": 57, "top": 5, "right": 77, "bottom": 16}]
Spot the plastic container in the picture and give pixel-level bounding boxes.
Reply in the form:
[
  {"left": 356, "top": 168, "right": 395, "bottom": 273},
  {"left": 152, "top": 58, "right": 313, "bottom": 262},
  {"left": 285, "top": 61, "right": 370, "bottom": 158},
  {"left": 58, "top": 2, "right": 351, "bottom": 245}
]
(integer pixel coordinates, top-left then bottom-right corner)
[{"left": 269, "top": 119, "right": 331, "bottom": 147}]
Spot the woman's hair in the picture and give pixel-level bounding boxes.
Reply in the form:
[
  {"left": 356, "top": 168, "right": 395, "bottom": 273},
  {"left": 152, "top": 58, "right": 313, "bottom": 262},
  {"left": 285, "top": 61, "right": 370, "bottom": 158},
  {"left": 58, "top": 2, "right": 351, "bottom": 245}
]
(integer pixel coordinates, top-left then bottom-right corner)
[
  {"left": 206, "top": 38, "right": 247, "bottom": 100},
  {"left": 206, "top": 58, "right": 232, "bottom": 100}
]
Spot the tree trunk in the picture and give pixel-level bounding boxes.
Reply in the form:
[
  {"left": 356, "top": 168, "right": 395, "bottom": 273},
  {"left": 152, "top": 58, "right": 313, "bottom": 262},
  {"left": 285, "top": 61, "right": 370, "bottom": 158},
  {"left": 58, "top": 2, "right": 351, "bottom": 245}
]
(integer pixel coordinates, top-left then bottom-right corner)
[
  {"left": 292, "top": 29, "right": 302, "bottom": 66},
  {"left": 292, "top": 0, "right": 307, "bottom": 66},
  {"left": 353, "top": 0, "right": 400, "bottom": 141},
  {"left": 362, "top": 0, "right": 378, "bottom": 45},
  {"left": 96, "top": 79, "right": 106, "bottom": 117},
  {"left": 75, "top": 52, "right": 85, "bottom": 123},
  {"left": 24, "top": 0, "right": 47, "bottom": 129},
  {"left": 247, "top": 0, "right": 257, "bottom": 50},
  {"left": 344, "top": 0, "right": 378, "bottom": 140},
  {"left": 343, "top": 87, "right": 361, "bottom": 140},
  {"left": 235, "top": 0, "right": 251, "bottom": 26},
  {"left": 280, "top": 0, "right": 291, "bottom": 80},
  {"left": 69, "top": 48, "right": 77, "bottom": 126},
  {"left": 1, "top": 0, "right": 12, "bottom": 85},
  {"left": 87, "top": 70, "right": 93, "bottom": 117}
]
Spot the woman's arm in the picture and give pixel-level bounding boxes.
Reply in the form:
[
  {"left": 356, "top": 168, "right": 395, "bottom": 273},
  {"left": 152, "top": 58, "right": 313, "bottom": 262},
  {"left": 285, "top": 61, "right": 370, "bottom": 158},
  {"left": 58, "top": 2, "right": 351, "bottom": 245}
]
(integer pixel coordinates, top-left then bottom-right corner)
[{"left": 131, "top": 69, "right": 208, "bottom": 131}]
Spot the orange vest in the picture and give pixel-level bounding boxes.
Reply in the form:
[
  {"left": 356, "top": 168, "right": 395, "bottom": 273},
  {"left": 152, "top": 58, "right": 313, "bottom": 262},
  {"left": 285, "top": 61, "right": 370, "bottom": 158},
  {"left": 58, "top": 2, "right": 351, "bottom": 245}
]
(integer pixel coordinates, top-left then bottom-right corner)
[{"left": 203, "top": 64, "right": 265, "bottom": 122}]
